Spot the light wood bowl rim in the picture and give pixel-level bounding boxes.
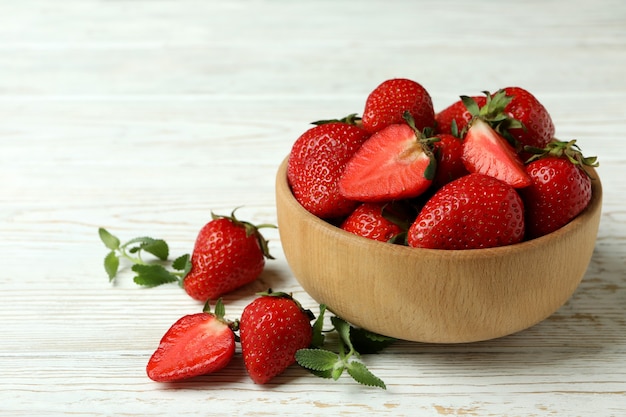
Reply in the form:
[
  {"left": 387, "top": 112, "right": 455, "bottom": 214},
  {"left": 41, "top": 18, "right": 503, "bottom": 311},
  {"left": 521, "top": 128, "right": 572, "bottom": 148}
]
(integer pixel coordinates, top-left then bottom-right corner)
[{"left": 275, "top": 156, "right": 603, "bottom": 343}]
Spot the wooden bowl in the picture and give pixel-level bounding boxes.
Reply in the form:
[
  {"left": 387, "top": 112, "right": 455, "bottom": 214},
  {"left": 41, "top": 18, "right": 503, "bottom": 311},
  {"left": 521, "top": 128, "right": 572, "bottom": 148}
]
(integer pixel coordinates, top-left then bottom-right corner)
[{"left": 275, "top": 157, "right": 602, "bottom": 343}]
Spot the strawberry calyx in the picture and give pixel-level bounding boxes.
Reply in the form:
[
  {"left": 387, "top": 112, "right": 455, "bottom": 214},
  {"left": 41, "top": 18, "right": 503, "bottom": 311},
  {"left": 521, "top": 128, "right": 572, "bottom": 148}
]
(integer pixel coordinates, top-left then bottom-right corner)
[
  {"left": 202, "top": 298, "right": 240, "bottom": 333},
  {"left": 311, "top": 113, "right": 362, "bottom": 127},
  {"left": 256, "top": 288, "right": 316, "bottom": 321},
  {"left": 462, "top": 89, "right": 525, "bottom": 148},
  {"left": 402, "top": 111, "right": 438, "bottom": 181},
  {"left": 211, "top": 208, "right": 277, "bottom": 260},
  {"left": 380, "top": 200, "right": 418, "bottom": 245},
  {"left": 524, "top": 139, "right": 599, "bottom": 178}
]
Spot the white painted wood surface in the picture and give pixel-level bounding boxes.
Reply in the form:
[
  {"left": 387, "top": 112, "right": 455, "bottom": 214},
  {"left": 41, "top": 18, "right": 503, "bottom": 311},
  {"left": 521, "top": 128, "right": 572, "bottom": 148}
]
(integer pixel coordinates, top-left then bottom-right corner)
[{"left": 1, "top": 1, "right": 624, "bottom": 416}]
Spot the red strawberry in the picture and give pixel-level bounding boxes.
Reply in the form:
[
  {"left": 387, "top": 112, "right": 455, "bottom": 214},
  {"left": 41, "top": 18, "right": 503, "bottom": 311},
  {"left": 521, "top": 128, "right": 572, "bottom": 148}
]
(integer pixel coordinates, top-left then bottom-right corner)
[
  {"left": 431, "top": 133, "right": 469, "bottom": 189},
  {"left": 462, "top": 118, "right": 531, "bottom": 188},
  {"left": 460, "top": 88, "right": 554, "bottom": 152},
  {"left": 239, "top": 292, "right": 314, "bottom": 384},
  {"left": 339, "top": 113, "right": 437, "bottom": 202},
  {"left": 408, "top": 173, "right": 525, "bottom": 249},
  {"left": 340, "top": 202, "right": 405, "bottom": 243},
  {"left": 183, "top": 210, "right": 274, "bottom": 302},
  {"left": 519, "top": 140, "right": 598, "bottom": 239},
  {"left": 435, "top": 95, "right": 487, "bottom": 137},
  {"left": 500, "top": 86, "right": 555, "bottom": 150},
  {"left": 146, "top": 301, "right": 236, "bottom": 382},
  {"left": 361, "top": 78, "right": 435, "bottom": 134},
  {"left": 287, "top": 120, "right": 370, "bottom": 218}
]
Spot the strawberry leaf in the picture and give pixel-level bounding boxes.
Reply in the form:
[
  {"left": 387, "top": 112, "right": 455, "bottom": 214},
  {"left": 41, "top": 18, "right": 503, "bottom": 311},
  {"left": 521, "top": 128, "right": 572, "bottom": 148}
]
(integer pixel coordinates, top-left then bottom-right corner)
[
  {"left": 295, "top": 349, "right": 339, "bottom": 372},
  {"left": 346, "top": 360, "right": 386, "bottom": 389},
  {"left": 104, "top": 251, "right": 120, "bottom": 281},
  {"left": 131, "top": 264, "right": 180, "bottom": 287},
  {"left": 98, "top": 228, "right": 120, "bottom": 250}
]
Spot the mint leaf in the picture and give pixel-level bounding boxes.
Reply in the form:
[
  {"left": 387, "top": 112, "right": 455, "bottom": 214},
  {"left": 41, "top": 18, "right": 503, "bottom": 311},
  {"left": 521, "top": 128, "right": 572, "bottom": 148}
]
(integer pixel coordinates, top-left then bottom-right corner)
[
  {"left": 346, "top": 360, "right": 386, "bottom": 389},
  {"left": 308, "top": 368, "right": 334, "bottom": 379},
  {"left": 296, "top": 349, "right": 338, "bottom": 372},
  {"left": 104, "top": 251, "right": 120, "bottom": 280},
  {"left": 331, "top": 316, "right": 354, "bottom": 352},
  {"left": 123, "top": 237, "right": 169, "bottom": 261},
  {"left": 172, "top": 254, "right": 192, "bottom": 277},
  {"left": 131, "top": 264, "right": 179, "bottom": 287},
  {"left": 99, "top": 228, "right": 120, "bottom": 250},
  {"left": 140, "top": 239, "right": 169, "bottom": 261},
  {"left": 310, "top": 304, "right": 327, "bottom": 348},
  {"left": 297, "top": 307, "right": 390, "bottom": 389},
  {"left": 350, "top": 327, "right": 396, "bottom": 354}
]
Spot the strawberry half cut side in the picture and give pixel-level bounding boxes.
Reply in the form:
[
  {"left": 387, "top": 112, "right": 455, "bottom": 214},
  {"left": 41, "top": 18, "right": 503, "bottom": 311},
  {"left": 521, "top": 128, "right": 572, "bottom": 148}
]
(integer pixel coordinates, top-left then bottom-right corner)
[
  {"left": 339, "top": 118, "right": 436, "bottom": 202},
  {"left": 462, "top": 118, "right": 531, "bottom": 188},
  {"left": 146, "top": 308, "right": 236, "bottom": 382}
]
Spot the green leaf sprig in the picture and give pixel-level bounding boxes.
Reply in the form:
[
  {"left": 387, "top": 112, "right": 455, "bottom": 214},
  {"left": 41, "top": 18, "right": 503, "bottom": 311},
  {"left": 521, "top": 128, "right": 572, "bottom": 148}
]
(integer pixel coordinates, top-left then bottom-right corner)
[
  {"left": 296, "top": 304, "right": 395, "bottom": 389},
  {"left": 98, "top": 228, "right": 191, "bottom": 287}
]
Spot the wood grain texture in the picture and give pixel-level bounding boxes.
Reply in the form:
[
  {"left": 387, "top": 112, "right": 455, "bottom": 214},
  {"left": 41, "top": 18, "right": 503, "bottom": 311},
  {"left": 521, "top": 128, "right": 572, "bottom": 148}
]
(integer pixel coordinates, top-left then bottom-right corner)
[{"left": 1, "top": 0, "right": 625, "bottom": 416}]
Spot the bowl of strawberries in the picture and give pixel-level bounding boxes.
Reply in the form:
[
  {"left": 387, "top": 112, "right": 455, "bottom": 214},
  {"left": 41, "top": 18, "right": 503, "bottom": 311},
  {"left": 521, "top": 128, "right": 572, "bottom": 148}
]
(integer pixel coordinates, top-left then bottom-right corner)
[{"left": 276, "top": 78, "right": 602, "bottom": 343}]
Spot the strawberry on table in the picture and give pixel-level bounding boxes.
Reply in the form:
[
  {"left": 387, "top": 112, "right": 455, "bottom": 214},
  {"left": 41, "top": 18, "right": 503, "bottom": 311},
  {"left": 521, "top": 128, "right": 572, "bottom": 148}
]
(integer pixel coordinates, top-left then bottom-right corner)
[
  {"left": 287, "top": 119, "right": 370, "bottom": 219},
  {"left": 146, "top": 300, "right": 236, "bottom": 382},
  {"left": 361, "top": 78, "right": 435, "bottom": 134},
  {"left": 183, "top": 210, "right": 275, "bottom": 302},
  {"left": 239, "top": 291, "right": 314, "bottom": 384},
  {"left": 520, "top": 140, "right": 598, "bottom": 239},
  {"left": 408, "top": 173, "right": 525, "bottom": 250},
  {"left": 462, "top": 118, "right": 531, "bottom": 188},
  {"left": 339, "top": 112, "right": 437, "bottom": 202}
]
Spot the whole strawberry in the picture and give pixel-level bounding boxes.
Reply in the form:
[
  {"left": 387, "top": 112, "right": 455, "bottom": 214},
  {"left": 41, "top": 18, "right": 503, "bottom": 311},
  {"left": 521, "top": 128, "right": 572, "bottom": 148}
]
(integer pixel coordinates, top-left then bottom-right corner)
[
  {"left": 287, "top": 120, "right": 370, "bottom": 219},
  {"left": 500, "top": 86, "right": 555, "bottom": 151},
  {"left": 146, "top": 300, "right": 236, "bottom": 382},
  {"left": 431, "top": 132, "right": 469, "bottom": 189},
  {"left": 183, "top": 210, "right": 274, "bottom": 302},
  {"left": 408, "top": 173, "right": 525, "bottom": 249},
  {"left": 520, "top": 140, "right": 598, "bottom": 239},
  {"left": 435, "top": 95, "right": 487, "bottom": 137},
  {"left": 361, "top": 78, "right": 435, "bottom": 134},
  {"left": 239, "top": 291, "right": 314, "bottom": 384},
  {"left": 340, "top": 202, "right": 405, "bottom": 243}
]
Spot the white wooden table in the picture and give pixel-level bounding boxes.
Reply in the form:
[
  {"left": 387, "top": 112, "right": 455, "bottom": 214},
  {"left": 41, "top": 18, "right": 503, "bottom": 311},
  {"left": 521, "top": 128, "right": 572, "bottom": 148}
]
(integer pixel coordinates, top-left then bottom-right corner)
[{"left": 2, "top": 1, "right": 625, "bottom": 416}]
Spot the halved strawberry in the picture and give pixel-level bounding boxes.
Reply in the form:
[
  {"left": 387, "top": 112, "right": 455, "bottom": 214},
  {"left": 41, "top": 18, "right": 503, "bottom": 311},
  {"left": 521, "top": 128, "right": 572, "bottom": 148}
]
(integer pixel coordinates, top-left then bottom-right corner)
[
  {"left": 146, "top": 301, "right": 236, "bottom": 382},
  {"left": 339, "top": 113, "right": 436, "bottom": 202},
  {"left": 462, "top": 118, "right": 531, "bottom": 188}
]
